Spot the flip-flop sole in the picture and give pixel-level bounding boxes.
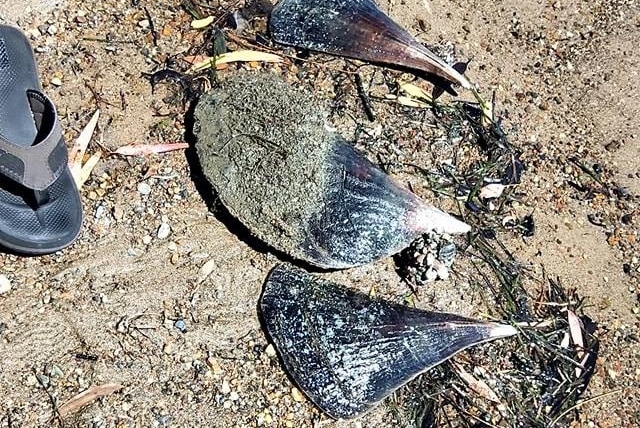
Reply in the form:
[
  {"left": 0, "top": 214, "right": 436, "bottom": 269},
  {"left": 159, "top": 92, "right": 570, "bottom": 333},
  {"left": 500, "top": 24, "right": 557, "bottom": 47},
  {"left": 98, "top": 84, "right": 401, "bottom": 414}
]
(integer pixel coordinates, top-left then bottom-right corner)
[{"left": 0, "top": 25, "right": 82, "bottom": 254}]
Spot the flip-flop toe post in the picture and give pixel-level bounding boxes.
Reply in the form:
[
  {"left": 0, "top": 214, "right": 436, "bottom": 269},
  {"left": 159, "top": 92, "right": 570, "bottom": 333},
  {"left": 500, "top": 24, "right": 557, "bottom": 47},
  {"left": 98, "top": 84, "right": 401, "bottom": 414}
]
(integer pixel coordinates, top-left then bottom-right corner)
[{"left": 0, "top": 25, "right": 82, "bottom": 254}]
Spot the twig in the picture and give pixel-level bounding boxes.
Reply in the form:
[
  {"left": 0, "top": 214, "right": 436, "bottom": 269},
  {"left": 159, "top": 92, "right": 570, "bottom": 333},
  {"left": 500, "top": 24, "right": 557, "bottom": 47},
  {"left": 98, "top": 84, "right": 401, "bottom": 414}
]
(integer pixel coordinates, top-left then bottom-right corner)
[
  {"left": 34, "top": 369, "right": 61, "bottom": 424},
  {"left": 84, "top": 81, "right": 117, "bottom": 108},
  {"left": 143, "top": 7, "right": 159, "bottom": 46},
  {"left": 568, "top": 157, "right": 611, "bottom": 197},
  {"left": 549, "top": 389, "right": 622, "bottom": 426},
  {"left": 354, "top": 73, "right": 376, "bottom": 121}
]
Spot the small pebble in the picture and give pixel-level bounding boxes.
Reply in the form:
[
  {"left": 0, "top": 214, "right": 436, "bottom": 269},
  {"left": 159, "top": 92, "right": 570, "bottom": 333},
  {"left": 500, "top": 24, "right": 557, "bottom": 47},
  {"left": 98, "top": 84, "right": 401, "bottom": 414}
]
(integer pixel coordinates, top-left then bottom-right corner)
[
  {"left": 221, "top": 380, "right": 231, "bottom": 394},
  {"left": 50, "top": 77, "right": 62, "bottom": 86},
  {"left": 174, "top": 319, "right": 187, "bottom": 333},
  {"left": 36, "top": 373, "right": 50, "bottom": 387},
  {"left": 49, "top": 365, "right": 64, "bottom": 378},
  {"left": 0, "top": 275, "right": 11, "bottom": 294},
  {"left": 425, "top": 268, "right": 438, "bottom": 282},
  {"left": 94, "top": 204, "right": 106, "bottom": 220},
  {"left": 207, "top": 357, "right": 223, "bottom": 375},
  {"left": 163, "top": 342, "right": 175, "bottom": 355},
  {"left": 25, "top": 374, "right": 38, "bottom": 386},
  {"left": 116, "top": 319, "right": 128, "bottom": 333},
  {"left": 291, "top": 387, "right": 305, "bottom": 402},
  {"left": 156, "top": 415, "right": 170, "bottom": 426},
  {"left": 27, "top": 28, "right": 41, "bottom": 38},
  {"left": 113, "top": 205, "right": 124, "bottom": 221},
  {"left": 137, "top": 182, "right": 152, "bottom": 195},
  {"left": 426, "top": 252, "right": 436, "bottom": 266},
  {"left": 433, "top": 260, "right": 450, "bottom": 280},
  {"left": 265, "top": 344, "right": 277, "bottom": 358},
  {"left": 157, "top": 223, "right": 171, "bottom": 239},
  {"left": 198, "top": 259, "right": 217, "bottom": 283}
]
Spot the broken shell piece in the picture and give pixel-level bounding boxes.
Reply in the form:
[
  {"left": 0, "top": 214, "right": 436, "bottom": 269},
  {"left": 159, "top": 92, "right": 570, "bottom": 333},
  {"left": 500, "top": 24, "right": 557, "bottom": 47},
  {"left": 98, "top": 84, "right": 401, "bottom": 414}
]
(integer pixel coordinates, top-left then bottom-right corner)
[
  {"left": 260, "top": 264, "right": 518, "bottom": 419},
  {"left": 270, "top": 0, "right": 471, "bottom": 89},
  {"left": 194, "top": 73, "right": 469, "bottom": 269}
]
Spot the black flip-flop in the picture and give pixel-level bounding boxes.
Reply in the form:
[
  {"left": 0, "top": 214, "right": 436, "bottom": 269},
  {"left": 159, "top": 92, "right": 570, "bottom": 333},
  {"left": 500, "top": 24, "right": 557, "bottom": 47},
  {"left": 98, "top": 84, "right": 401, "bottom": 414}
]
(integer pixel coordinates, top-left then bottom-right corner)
[{"left": 0, "top": 25, "right": 82, "bottom": 254}]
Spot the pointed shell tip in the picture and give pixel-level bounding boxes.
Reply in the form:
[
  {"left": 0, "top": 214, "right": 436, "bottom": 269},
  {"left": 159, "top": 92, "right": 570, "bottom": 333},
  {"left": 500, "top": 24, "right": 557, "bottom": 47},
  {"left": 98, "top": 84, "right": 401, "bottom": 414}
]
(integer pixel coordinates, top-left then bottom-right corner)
[
  {"left": 458, "top": 75, "right": 472, "bottom": 90},
  {"left": 411, "top": 204, "right": 471, "bottom": 235},
  {"left": 489, "top": 323, "right": 518, "bottom": 338}
]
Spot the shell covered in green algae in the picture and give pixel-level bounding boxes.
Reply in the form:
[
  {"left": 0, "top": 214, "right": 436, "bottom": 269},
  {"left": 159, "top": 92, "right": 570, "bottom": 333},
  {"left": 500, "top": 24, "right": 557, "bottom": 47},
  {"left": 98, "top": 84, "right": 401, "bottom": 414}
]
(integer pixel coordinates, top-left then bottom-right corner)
[{"left": 194, "top": 73, "right": 469, "bottom": 269}]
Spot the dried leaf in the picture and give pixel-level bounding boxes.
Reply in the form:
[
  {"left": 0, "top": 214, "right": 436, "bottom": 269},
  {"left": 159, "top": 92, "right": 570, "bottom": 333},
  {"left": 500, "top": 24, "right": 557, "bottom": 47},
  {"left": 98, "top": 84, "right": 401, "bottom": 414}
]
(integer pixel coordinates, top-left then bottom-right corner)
[
  {"left": 479, "top": 183, "right": 506, "bottom": 199},
  {"left": 454, "top": 363, "right": 501, "bottom": 403},
  {"left": 560, "top": 331, "right": 571, "bottom": 348},
  {"left": 58, "top": 383, "right": 122, "bottom": 417},
  {"left": 187, "top": 50, "right": 283, "bottom": 73},
  {"left": 577, "top": 352, "right": 591, "bottom": 379},
  {"left": 114, "top": 143, "right": 189, "bottom": 156},
  {"left": 567, "top": 310, "right": 585, "bottom": 377},
  {"left": 396, "top": 95, "right": 428, "bottom": 108},
  {"left": 191, "top": 16, "right": 214, "bottom": 29},
  {"left": 399, "top": 82, "right": 433, "bottom": 103},
  {"left": 481, "top": 100, "right": 494, "bottom": 127},
  {"left": 567, "top": 310, "right": 584, "bottom": 348},
  {"left": 77, "top": 151, "right": 102, "bottom": 187},
  {"left": 197, "top": 259, "right": 217, "bottom": 283},
  {"left": 69, "top": 110, "right": 100, "bottom": 179}
]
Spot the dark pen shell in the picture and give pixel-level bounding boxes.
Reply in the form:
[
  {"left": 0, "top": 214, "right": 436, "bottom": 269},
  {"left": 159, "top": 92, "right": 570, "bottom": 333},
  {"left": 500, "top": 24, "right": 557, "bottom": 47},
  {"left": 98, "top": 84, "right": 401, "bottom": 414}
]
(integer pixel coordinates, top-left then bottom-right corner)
[
  {"left": 260, "top": 264, "right": 517, "bottom": 419},
  {"left": 270, "top": 0, "right": 471, "bottom": 89}
]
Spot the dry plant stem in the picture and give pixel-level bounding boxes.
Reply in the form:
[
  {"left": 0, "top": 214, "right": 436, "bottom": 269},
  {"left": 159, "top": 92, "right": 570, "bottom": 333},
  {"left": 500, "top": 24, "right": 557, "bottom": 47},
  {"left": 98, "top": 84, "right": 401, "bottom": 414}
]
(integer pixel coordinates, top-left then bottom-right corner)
[{"left": 549, "top": 390, "right": 622, "bottom": 426}]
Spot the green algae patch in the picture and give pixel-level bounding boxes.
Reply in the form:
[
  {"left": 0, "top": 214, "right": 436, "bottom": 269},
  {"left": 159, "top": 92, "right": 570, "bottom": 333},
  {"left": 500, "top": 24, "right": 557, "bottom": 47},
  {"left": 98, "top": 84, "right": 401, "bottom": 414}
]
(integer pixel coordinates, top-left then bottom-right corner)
[{"left": 194, "top": 73, "right": 332, "bottom": 260}]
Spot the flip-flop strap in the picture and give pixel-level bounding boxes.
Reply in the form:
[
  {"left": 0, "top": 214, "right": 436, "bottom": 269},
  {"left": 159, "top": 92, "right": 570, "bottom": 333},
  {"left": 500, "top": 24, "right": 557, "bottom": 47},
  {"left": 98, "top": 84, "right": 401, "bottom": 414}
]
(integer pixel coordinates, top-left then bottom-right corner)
[{"left": 0, "top": 90, "right": 68, "bottom": 191}]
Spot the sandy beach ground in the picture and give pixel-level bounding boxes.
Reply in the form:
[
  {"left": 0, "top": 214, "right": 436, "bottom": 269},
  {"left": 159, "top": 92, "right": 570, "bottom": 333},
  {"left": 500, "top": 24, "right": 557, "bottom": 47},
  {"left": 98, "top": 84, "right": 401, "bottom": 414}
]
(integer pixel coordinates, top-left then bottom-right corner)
[{"left": 0, "top": 0, "right": 638, "bottom": 426}]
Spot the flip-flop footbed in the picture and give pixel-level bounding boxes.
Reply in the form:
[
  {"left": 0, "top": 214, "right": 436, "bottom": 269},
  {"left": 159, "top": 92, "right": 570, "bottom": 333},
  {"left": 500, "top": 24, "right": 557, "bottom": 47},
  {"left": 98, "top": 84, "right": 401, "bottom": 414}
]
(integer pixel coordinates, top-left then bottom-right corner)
[{"left": 0, "top": 25, "right": 82, "bottom": 254}]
